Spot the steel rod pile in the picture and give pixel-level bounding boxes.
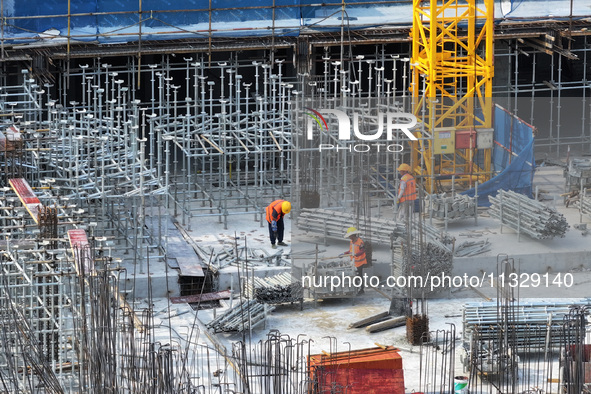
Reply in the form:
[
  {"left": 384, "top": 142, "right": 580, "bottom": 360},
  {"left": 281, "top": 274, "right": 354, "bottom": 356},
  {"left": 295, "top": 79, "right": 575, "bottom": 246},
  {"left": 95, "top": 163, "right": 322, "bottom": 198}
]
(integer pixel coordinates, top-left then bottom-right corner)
[
  {"left": 391, "top": 242, "right": 453, "bottom": 288},
  {"left": 428, "top": 193, "right": 477, "bottom": 220},
  {"left": 247, "top": 272, "right": 303, "bottom": 304},
  {"left": 454, "top": 239, "right": 491, "bottom": 257},
  {"left": 463, "top": 300, "right": 591, "bottom": 349},
  {"left": 197, "top": 244, "right": 288, "bottom": 269},
  {"left": 206, "top": 299, "right": 274, "bottom": 333},
  {"left": 488, "top": 189, "right": 569, "bottom": 239},
  {"left": 297, "top": 208, "right": 453, "bottom": 245}
]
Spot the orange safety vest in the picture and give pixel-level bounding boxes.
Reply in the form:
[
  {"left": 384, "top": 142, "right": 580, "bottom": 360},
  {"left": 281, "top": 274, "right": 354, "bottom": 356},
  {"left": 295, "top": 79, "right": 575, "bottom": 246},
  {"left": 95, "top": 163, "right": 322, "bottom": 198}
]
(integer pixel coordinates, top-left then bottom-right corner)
[
  {"left": 266, "top": 200, "right": 286, "bottom": 223},
  {"left": 399, "top": 173, "right": 417, "bottom": 203},
  {"left": 349, "top": 237, "right": 367, "bottom": 268}
]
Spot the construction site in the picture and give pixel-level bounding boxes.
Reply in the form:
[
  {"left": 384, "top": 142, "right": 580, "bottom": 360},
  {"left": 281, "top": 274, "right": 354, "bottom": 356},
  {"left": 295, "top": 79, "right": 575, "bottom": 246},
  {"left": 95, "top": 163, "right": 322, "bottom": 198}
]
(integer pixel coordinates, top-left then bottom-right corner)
[{"left": 1, "top": 0, "right": 591, "bottom": 393}]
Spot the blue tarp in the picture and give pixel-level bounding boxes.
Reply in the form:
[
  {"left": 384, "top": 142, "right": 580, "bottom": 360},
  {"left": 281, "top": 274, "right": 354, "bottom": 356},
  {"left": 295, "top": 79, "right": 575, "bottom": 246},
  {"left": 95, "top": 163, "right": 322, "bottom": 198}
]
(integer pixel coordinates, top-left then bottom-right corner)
[
  {"left": 3, "top": 0, "right": 590, "bottom": 43},
  {"left": 4, "top": 0, "right": 302, "bottom": 43},
  {"left": 463, "top": 105, "right": 536, "bottom": 206}
]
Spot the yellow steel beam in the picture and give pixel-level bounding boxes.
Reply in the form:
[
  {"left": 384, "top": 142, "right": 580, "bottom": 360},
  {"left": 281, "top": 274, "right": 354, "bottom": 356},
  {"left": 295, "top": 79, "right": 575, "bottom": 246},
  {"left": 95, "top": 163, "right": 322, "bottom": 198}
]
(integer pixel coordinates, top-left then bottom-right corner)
[{"left": 411, "top": 0, "right": 494, "bottom": 192}]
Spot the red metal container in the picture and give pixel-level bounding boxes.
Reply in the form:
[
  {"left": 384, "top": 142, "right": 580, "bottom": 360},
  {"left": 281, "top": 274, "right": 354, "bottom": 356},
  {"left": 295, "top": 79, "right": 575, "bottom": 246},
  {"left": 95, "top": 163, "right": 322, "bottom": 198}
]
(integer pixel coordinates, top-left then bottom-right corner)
[
  {"left": 308, "top": 345, "right": 404, "bottom": 393},
  {"left": 455, "top": 129, "right": 477, "bottom": 149}
]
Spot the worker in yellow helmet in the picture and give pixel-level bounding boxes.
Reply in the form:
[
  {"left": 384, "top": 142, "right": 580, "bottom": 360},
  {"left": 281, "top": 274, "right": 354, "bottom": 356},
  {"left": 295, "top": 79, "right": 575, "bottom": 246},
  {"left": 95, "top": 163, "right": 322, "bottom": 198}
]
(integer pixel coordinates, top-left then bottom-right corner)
[
  {"left": 396, "top": 163, "right": 417, "bottom": 222},
  {"left": 341, "top": 226, "right": 367, "bottom": 295},
  {"left": 266, "top": 200, "right": 291, "bottom": 249}
]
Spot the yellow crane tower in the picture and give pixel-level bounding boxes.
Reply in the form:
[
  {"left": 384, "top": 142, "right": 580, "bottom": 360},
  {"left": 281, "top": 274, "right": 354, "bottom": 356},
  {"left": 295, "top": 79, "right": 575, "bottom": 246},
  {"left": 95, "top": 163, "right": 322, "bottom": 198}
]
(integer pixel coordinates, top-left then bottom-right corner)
[{"left": 410, "top": 0, "right": 494, "bottom": 193}]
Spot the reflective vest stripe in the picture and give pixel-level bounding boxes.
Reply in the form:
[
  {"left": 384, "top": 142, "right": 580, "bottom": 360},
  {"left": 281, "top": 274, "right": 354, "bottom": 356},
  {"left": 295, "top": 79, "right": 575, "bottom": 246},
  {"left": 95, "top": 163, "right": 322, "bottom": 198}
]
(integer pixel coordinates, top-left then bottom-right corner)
[
  {"left": 399, "top": 174, "right": 417, "bottom": 203},
  {"left": 266, "top": 200, "right": 285, "bottom": 223}
]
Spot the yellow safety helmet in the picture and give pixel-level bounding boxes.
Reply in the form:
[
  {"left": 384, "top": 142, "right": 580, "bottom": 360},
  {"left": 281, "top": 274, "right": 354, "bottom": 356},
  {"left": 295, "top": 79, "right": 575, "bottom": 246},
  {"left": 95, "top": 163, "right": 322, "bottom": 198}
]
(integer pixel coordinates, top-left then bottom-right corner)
[
  {"left": 344, "top": 226, "right": 361, "bottom": 238},
  {"left": 281, "top": 201, "right": 292, "bottom": 214},
  {"left": 397, "top": 163, "right": 411, "bottom": 172}
]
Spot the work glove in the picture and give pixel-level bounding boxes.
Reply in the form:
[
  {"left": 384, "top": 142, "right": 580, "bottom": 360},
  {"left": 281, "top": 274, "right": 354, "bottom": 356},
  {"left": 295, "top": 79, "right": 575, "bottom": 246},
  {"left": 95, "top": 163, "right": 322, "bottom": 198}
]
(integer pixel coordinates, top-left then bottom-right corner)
[{"left": 271, "top": 220, "right": 277, "bottom": 232}]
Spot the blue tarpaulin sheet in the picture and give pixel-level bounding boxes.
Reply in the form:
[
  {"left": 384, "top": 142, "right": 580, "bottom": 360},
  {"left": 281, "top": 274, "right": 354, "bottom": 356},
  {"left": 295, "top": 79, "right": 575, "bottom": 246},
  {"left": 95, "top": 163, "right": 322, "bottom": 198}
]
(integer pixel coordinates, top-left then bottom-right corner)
[
  {"left": 3, "top": 0, "right": 590, "bottom": 43},
  {"left": 463, "top": 105, "right": 535, "bottom": 206}
]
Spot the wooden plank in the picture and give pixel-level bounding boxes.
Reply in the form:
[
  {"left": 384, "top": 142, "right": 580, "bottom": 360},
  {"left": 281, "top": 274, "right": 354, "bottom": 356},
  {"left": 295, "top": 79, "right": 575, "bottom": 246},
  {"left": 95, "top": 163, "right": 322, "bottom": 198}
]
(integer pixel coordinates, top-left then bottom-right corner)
[
  {"left": 9, "top": 178, "right": 42, "bottom": 223},
  {"left": 67, "top": 229, "right": 95, "bottom": 275},
  {"left": 176, "top": 256, "right": 204, "bottom": 277},
  {"left": 170, "top": 290, "right": 231, "bottom": 304}
]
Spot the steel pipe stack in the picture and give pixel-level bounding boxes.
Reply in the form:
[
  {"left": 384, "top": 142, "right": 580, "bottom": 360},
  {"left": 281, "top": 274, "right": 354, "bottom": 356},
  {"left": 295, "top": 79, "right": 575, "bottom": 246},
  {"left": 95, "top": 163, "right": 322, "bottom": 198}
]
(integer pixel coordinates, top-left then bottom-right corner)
[
  {"left": 206, "top": 299, "right": 274, "bottom": 333},
  {"left": 463, "top": 301, "right": 591, "bottom": 349},
  {"left": 297, "top": 208, "right": 454, "bottom": 245},
  {"left": 246, "top": 272, "right": 303, "bottom": 304},
  {"left": 428, "top": 193, "right": 477, "bottom": 220},
  {"left": 488, "top": 190, "right": 569, "bottom": 239}
]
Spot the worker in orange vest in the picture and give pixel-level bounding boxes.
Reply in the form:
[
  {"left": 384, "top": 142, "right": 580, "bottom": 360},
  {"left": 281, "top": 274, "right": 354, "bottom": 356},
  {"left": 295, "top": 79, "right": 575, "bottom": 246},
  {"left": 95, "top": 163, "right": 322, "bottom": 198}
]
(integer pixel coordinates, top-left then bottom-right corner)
[
  {"left": 341, "top": 226, "right": 367, "bottom": 295},
  {"left": 396, "top": 163, "right": 417, "bottom": 222},
  {"left": 266, "top": 199, "right": 291, "bottom": 249}
]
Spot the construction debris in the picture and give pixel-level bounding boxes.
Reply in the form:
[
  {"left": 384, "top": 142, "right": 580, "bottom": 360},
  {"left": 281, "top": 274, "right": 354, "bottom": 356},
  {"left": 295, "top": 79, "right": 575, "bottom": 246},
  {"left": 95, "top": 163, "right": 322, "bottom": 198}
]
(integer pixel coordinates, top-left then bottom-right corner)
[
  {"left": 197, "top": 243, "right": 288, "bottom": 269},
  {"left": 488, "top": 189, "right": 569, "bottom": 239},
  {"left": 454, "top": 239, "right": 491, "bottom": 257},
  {"left": 206, "top": 299, "right": 274, "bottom": 333}
]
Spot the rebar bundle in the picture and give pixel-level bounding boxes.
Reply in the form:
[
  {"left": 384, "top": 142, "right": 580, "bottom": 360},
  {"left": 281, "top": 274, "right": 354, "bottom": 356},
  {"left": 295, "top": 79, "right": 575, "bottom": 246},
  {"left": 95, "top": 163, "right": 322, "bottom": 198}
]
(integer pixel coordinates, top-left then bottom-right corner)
[
  {"left": 488, "top": 189, "right": 569, "bottom": 239},
  {"left": 391, "top": 238, "right": 454, "bottom": 289},
  {"left": 418, "top": 326, "right": 457, "bottom": 393},
  {"left": 231, "top": 330, "right": 313, "bottom": 394}
]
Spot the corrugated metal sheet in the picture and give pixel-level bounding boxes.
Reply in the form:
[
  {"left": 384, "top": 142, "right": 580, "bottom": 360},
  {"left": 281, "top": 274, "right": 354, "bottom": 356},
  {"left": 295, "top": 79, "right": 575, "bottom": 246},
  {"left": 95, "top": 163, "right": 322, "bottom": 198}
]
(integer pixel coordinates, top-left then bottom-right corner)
[{"left": 1, "top": 0, "right": 590, "bottom": 44}]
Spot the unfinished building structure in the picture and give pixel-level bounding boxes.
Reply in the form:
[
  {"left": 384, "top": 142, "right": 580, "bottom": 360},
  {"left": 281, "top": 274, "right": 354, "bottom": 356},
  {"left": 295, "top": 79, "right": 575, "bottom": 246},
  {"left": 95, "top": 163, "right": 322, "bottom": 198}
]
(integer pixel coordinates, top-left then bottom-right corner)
[{"left": 0, "top": 0, "right": 589, "bottom": 392}]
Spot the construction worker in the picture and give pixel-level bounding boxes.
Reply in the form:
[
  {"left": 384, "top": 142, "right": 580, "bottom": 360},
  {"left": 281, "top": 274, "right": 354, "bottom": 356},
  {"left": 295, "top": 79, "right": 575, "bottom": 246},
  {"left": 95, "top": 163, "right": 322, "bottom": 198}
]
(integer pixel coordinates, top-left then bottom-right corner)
[
  {"left": 341, "top": 227, "right": 367, "bottom": 295},
  {"left": 396, "top": 163, "right": 417, "bottom": 222},
  {"left": 266, "top": 199, "right": 291, "bottom": 249}
]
